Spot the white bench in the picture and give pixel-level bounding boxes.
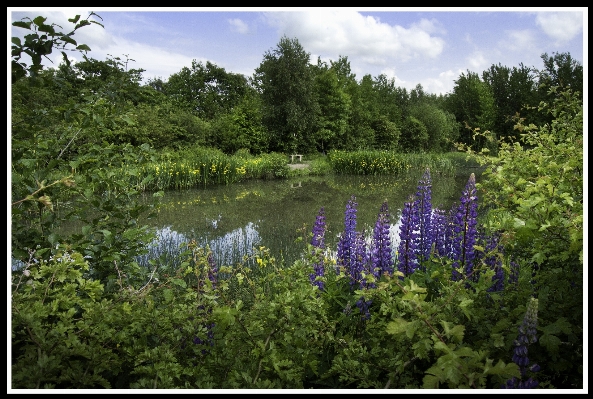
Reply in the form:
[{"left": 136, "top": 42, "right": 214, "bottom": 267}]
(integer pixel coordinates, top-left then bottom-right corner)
[{"left": 290, "top": 154, "right": 303, "bottom": 163}]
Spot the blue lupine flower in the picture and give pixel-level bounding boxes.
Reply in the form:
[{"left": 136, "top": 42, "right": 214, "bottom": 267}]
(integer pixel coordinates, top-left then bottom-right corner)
[
  {"left": 449, "top": 173, "right": 478, "bottom": 281},
  {"left": 309, "top": 207, "right": 326, "bottom": 290},
  {"left": 311, "top": 207, "right": 326, "bottom": 249},
  {"left": 509, "top": 260, "right": 520, "bottom": 286},
  {"left": 397, "top": 196, "right": 420, "bottom": 277},
  {"left": 480, "top": 232, "right": 504, "bottom": 293},
  {"left": 372, "top": 201, "right": 393, "bottom": 277},
  {"left": 351, "top": 231, "right": 369, "bottom": 289},
  {"left": 356, "top": 296, "right": 372, "bottom": 321},
  {"left": 337, "top": 196, "right": 358, "bottom": 276},
  {"left": 207, "top": 251, "right": 218, "bottom": 290},
  {"left": 414, "top": 168, "right": 433, "bottom": 267},
  {"left": 430, "top": 207, "right": 448, "bottom": 258},
  {"left": 502, "top": 298, "right": 540, "bottom": 389}
]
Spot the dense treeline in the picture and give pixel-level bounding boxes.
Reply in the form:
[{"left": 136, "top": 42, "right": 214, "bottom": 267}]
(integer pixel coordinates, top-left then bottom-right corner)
[
  {"left": 12, "top": 22, "right": 583, "bottom": 158},
  {"left": 11, "top": 13, "right": 583, "bottom": 390}
]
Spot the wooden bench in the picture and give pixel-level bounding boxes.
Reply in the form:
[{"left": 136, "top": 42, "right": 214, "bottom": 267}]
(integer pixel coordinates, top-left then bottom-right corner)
[{"left": 290, "top": 154, "right": 303, "bottom": 163}]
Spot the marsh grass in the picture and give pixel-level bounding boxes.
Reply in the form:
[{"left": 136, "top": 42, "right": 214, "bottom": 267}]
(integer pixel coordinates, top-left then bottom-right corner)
[
  {"left": 328, "top": 150, "right": 461, "bottom": 176},
  {"left": 114, "top": 146, "right": 289, "bottom": 192}
]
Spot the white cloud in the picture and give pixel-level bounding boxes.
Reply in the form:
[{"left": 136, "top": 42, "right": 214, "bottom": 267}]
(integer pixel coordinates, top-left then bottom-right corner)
[
  {"left": 379, "top": 67, "right": 406, "bottom": 87},
  {"left": 421, "top": 69, "right": 461, "bottom": 96},
  {"left": 535, "top": 12, "right": 583, "bottom": 43},
  {"left": 104, "top": 36, "right": 198, "bottom": 80},
  {"left": 228, "top": 18, "right": 249, "bottom": 34},
  {"left": 264, "top": 11, "right": 445, "bottom": 63},
  {"left": 500, "top": 30, "right": 537, "bottom": 53},
  {"left": 466, "top": 51, "right": 488, "bottom": 71}
]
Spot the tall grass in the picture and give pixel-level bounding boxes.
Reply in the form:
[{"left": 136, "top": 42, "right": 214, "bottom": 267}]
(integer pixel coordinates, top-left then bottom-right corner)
[
  {"left": 328, "top": 150, "right": 458, "bottom": 176},
  {"left": 115, "top": 146, "right": 289, "bottom": 192}
]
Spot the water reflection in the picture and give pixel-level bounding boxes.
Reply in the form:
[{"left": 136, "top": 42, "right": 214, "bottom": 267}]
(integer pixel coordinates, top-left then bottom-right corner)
[
  {"left": 136, "top": 222, "right": 262, "bottom": 269},
  {"left": 136, "top": 169, "right": 481, "bottom": 269}
]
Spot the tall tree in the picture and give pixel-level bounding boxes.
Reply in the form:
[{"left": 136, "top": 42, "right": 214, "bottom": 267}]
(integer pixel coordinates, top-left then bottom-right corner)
[
  {"left": 312, "top": 60, "right": 350, "bottom": 153},
  {"left": 164, "top": 60, "right": 249, "bottom": 120},
  {"left": 445, "top": 70, "right": 496, "bottom": 151},
  {"left": 538, "top": 52, "right": 583, "bottom": 96},
  {"left": 409, "top": 102, "right": 459, "bottom": 152},
  {"left": 253, "top": 36, "right": 319, "bottom": 153},
  {"left": 482, "top": 63, "right": 538, "bottom": 142}
]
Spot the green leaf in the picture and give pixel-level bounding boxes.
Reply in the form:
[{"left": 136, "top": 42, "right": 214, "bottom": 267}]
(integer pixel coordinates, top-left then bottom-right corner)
[
  {"left": 76, "top": 44, "right": 91, "bottom": 52},
  {"left": 100, "top": 229, "right": 113, "bottom": 243},
  {"left": 422, "top": 373, "right": 440, "bottom": 389},
  {"left": 171, "top": 278, "right": 186, "bottom": 288},
  {"left": 13, "top": 21, "right": 32, "bottom": 30},
  {"left": 405, "top": 320, "right": 419, "bottom": 339},
  {"left": 162, "top": 288, "right": 173, "bottom": 302},
  {"left": 60, "top": 35, "right": 77, "bottom": 46},
  {"left": 386, "top": 318, "right": 409, "bottom": 335},
  {"left": 32, "top": 16, "right": 48, "bottom": 26},
  {"left": 459, "top": 298, "right": 474, "bottom": 320},
  {"left": 539, "top": 333, "right": 561, "bottom": 354},
  {"left": 485, "top": 360, "right": 521, "bottom": 378}
]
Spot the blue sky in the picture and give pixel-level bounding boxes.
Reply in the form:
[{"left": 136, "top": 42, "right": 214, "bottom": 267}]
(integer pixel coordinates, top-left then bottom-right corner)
[{"left": 9, "top": 7, "right": 586, "bottom": 95}]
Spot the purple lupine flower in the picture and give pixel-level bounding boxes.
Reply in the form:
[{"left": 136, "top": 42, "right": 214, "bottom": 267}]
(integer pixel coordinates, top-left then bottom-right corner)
[
  {"left": 397, "top": 196, "right": 420, "bottom": 277},
  {"left": 371, "top": 201, "right": 393, "bottom": 277},
  {"left": 207, "top": 251, "right": 218, "bottom": 290},
  {"left": 431, "top": 207, "right": 448, "bottom": 258},
  {"left": 502, "top": 298, "right": 540, "bottom": 389},
  {"left": 309, "top": 207, "right": 326, "bottom": 290},
  {"left": 449, "top": 173, "right": 479, "bottom": 281},
  {"left": 356, "top": 296, "right": 372, "bottom": 321},
  {"left": 509, "top": 260, "right": 520, "bottom": 286},
  {"left": 337, "top": 196, "right": 358, "bottom": 276},
  {"left": 480, "top": 232, "right": 504, "bottom": 293},
  {"left": 414, "top": 168, "right": 433, "bottom": 268},
  {"left": 351, "top": 231, "right": 369, "bottom": 289},
  {"left": 311, "top": 207, "right": 326, "bottom": 249}
]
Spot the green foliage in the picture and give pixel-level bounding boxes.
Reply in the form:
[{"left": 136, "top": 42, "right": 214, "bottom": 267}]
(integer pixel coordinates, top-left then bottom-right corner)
[
  {"left": 445, "top": 70, "right": 497, "bottom": 151},
  {"left": 482, "top": 62, "right": 538, "bottom": 143},
  {"left": 467, "top": 86, "right": 583, "bottom": 388},
  {"left": 12, "top": 12, "right": 104, "bottom": 82},
  {"left": 409, "top": 103, "right": 459, "bottom": 152},
  {"left": 162, "top": 60, "right": 250, "bottom": 120},
  {"left": 400, "top": 116, "right": 429, "bottom": 152},
  {"left": 312, "top": 61, "right": 351, "bottom": 153},
  {"left": 12, "top": 248, "right": 120, "bottom": 388},
  {"left": 211, "top": 92, "right": 270, "bottom": 155},
  {"left": 254, "top": 36, "right": 319, "bottom": 153}
]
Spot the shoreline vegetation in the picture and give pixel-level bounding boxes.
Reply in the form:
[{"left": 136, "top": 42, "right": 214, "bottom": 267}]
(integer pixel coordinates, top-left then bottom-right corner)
[{"left": 114, "top": 148, "right": 474, "bottom": 193}]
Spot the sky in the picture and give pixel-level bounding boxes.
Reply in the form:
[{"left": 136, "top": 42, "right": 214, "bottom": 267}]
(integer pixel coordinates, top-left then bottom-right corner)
[{"left": 9, "top": 7, "right": 587, "bottom": 96}]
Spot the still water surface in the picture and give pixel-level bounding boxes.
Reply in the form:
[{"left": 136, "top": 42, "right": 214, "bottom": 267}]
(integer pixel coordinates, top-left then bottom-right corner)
[{"left": 139, "top": 168, "right": 484, "bottom": 268}]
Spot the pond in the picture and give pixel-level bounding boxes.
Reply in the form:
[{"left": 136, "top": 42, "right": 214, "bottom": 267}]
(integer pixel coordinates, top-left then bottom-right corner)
[{"left": 137, "top": 166, "right": 485, "bottom": 269}]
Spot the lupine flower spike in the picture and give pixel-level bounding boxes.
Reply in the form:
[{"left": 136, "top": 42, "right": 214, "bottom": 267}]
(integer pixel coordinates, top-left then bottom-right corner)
[
  {"left": 502, "top": 298, "right": 540, "bottom": 389},
  {"left": 450, "top": 173, "right": 478, "bottom": 281},
  {"left": 337, "top": 196, "right": 358, "bottom": 276},
  {"left": 397, "top": 195, "right": 420, "bottom": 277},
  {"left": 415, "top": 168, "right": 433, "bottom": 268},
  {"left": 371, "top": 201, "right": 393, "bottom": 278},
  {"left": 309, "top": 207, "right": 326, "bottom": 291}
]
